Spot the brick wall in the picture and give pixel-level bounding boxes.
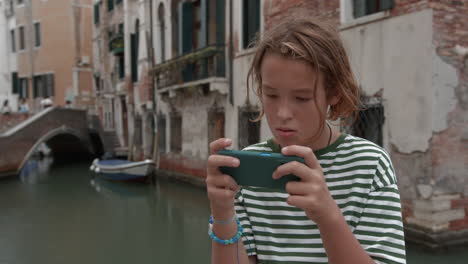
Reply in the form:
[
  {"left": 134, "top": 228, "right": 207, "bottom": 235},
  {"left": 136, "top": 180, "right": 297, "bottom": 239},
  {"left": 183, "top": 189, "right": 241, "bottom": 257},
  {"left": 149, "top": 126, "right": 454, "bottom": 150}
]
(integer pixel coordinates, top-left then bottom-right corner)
[
  {"left": 159, "top": 153, "right": 207, "bottom": 178},
  {"left": 0, "top": 113, "right": 31, "bottom": 134}
]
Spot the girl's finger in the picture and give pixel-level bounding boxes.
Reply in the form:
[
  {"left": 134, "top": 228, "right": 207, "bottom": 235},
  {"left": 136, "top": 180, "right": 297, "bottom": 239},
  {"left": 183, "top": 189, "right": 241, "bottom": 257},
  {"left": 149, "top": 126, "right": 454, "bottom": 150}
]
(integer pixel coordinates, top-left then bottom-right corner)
[
  {"left": 209, "top": 138, "right": 233, "bottom": 155},
  {"left": 272, "top": 161, "right": 316, "bottom": 182},
  {"left": 285, "top": 181, "right": 316, "bottom": 195},
  {"left": 206, "top": 154, "right": 240, "bottom": 175},
  {"left": 282, "top": 145, "right": 321, "bottom": 170}
]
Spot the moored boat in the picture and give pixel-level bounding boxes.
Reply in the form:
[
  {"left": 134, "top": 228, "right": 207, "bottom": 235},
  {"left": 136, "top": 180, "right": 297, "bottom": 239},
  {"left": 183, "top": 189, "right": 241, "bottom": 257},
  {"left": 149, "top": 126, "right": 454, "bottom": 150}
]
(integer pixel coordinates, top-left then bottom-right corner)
[{"left": 90, "top": 158, "right": 155, "bottom": 181}]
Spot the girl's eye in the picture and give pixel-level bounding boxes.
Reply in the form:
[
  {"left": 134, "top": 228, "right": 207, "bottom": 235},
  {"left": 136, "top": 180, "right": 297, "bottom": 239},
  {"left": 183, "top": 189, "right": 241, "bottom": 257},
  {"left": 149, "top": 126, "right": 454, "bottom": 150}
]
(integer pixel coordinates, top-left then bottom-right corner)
[
  {"left": 265, "top": 94, "right": 278, "bottom": 99},
  {"left": 296, "top": 97, "right": 311, "bottom": 102}
]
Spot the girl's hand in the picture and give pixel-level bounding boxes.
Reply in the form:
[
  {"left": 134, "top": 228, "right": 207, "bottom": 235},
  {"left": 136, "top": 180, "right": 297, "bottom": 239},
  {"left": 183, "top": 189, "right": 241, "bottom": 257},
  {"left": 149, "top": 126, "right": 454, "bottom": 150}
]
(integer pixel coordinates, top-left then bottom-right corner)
[
  {"left": 206, "top": 138, "right": 240, "bottom": 217},
  {"left": 272, "top": 145, "right": 341, "bottom": 226}
]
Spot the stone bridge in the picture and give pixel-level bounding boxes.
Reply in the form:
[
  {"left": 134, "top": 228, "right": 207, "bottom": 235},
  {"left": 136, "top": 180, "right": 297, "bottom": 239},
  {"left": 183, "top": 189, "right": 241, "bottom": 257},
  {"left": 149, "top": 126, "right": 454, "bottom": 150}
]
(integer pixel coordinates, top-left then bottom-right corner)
[{"left": 0, "top": 107, "right": 105, "bottom": 177}]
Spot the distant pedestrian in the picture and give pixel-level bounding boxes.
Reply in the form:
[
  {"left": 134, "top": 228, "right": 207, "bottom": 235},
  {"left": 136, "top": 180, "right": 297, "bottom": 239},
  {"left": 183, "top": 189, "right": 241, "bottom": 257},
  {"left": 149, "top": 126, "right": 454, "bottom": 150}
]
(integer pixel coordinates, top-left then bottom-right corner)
[
  {"left": 1, "top": 100, "right": 12, "bottom": 115},
  {"left": 40, "top": 97, "right": 53, "bottom": 109},
  {"left": 18, "top": 98, "right": 29, "bottom": 113},
  {"left": 65, "top": 99, "right": 72, "bottom": 108}
]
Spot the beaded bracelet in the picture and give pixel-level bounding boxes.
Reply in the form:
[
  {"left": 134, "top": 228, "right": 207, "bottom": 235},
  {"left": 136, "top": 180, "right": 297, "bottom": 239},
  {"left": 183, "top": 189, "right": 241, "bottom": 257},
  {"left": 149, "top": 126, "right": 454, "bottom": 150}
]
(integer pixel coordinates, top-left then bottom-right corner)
[{"left": 208, "top": 215, "right": 243, "bottom": 245}]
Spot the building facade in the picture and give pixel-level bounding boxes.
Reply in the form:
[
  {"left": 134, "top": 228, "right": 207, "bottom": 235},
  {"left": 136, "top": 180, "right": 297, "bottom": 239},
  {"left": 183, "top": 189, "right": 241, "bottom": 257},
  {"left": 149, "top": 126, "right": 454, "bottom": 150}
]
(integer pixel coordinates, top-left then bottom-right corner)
[
  {"left": 12, "top": 0, "right": 94, "bottom": 112},
  {"left": 0, "top": 0, "right": 18, "bottom": 110},
  {"left": 93, "top": 0, "right": 468, "bottom": 247}
]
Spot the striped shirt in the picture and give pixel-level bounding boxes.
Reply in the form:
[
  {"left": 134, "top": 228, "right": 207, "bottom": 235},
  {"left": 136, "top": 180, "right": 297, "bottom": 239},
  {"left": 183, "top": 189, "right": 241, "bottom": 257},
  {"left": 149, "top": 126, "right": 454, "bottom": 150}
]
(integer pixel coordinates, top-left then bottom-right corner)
[{"left": 234, "top": 134, "right": 406, "bottom": 264}]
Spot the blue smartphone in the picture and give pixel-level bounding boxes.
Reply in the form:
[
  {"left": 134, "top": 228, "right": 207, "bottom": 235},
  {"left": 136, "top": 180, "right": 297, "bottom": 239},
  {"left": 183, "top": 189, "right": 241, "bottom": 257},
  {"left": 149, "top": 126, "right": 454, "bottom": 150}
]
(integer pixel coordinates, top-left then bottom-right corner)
[{"left": 218, "top": 149, "right": 305, "bottom": 190}]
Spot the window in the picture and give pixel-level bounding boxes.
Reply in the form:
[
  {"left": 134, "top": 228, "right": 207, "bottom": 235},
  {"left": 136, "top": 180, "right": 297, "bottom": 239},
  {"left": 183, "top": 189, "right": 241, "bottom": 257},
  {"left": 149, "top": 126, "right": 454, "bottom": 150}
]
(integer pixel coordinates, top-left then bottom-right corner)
[
  {"left": 170, "top": 114, "right": 182, "bottom": 153},
  {"left": 10, "top": 29, "right": 16, "bottom": 52},
  {"left": 107, "top": 0, "right": 114, "bottom": 12},
  {"left": 34, "top": 22, "right": 41, "bottom": 47},
  {"left": 242, "top": 0, "right": 260, "bottom": 49},
  {"left": 238, "top": 108, "right": 260, "bottom": 149},
  {"left": 343, "top": 103, "right": 385, "bottom": 147},
  {"left": 19, "top": 26, "right": 25, "bottom": 50},
  {"left": 158, "top": 3, "right": 166, "bottom": 62},
  {"left": 118, "top": 55, "right": 125, "bottom": 79},
  {"left": 33, "top": 74, "right": 54, "bottom": 98},
  {"left": 19, "top": 78, "right": 29, "bottom": 99},
  {"left": 157, "top": 115, "right": 167, "bottom": 153},
  {"left": 353, "top": 0, "right": 394, "bottom": 19},
  {"left": 208, "top": 109, "right": 225, "bottom": 152},
  {"left": 131, "top": 20, "right": 139, "bottom": 82},
  {"left": 17, "top": 0, "right": 23, "bottom": 5},
  {"left": 11, "top": 72, "right": 18, "bottom": 94},
  {"left": 94, "top": 3, "right": 100, "bottom": 25}
]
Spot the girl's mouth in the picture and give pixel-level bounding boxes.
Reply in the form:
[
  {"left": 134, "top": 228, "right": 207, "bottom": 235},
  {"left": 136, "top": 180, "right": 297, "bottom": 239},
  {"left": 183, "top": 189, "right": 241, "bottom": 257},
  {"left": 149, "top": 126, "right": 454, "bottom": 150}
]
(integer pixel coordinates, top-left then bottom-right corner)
[{"left": 276, "top": 128, "right": 296, "bottom": 137}]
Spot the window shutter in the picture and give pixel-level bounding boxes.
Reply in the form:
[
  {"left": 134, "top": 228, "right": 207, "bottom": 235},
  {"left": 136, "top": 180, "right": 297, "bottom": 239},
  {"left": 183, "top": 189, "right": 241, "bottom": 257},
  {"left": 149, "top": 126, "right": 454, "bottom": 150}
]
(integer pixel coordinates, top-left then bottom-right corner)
[
  {"left": 180, "top": 2, "right": 193, "bottom": 54},
  {"left": 108, "top": 0, "right": 114, "bottom": 12},
  {"left": 12, "top": 72, "right": 18, "bottom": 94},
  {"left": 94, "top": 4, "right": 99, "bottom": 24},
  {"left": 251, "top": 0, "right": 260, "bottom": 45},
  {"left": 200, "top": 0, "right": 208, "bottom": 48},
  {"left": 353, "top": 0, "right": 366, "bottom": 18},
  {"left": 216, "top": 0, "right": 225, "bottom": 45},
  {"left": 45, "top": 74, "right": 54, "bottom": 97},
  {"left": 33, "top": 76, "right": 39, "bottom": 98},
  {"left": 380, "top": 0, "right": 394, "bottom": 11},
  {"left": 131, "top": 33, "right": 138, "bottom": 82}
]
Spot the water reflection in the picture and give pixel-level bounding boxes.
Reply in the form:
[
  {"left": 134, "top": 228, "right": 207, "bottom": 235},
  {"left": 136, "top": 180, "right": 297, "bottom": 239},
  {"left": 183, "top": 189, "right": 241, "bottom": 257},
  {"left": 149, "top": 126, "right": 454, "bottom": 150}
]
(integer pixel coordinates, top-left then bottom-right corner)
[{"left": 19, "top": 156, "right": 54, "bottom": 184}]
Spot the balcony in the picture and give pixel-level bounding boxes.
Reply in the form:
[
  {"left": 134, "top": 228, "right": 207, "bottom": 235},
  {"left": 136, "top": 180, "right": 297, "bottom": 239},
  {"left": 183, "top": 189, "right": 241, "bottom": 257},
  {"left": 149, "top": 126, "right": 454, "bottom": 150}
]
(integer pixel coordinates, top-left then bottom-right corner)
[
  {"left": 153, "top": 44, "right": 226, "bottom": 90},
  {"left": 109, "top": 34, "right": 124, "bottom": 56}
]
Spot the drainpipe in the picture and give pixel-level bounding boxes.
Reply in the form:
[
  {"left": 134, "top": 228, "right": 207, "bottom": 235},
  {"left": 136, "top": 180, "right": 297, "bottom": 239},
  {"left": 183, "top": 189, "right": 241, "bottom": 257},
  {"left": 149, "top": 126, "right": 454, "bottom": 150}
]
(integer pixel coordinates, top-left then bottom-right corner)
[
  {"left": 27, "top": 0, "right": 34, "bottom": 109},
  {"left": 229, "top": 0, "right": 233, "bottom": 105},
  {"left": 148, "top": 0, "right": 158, "bottom": 165}
]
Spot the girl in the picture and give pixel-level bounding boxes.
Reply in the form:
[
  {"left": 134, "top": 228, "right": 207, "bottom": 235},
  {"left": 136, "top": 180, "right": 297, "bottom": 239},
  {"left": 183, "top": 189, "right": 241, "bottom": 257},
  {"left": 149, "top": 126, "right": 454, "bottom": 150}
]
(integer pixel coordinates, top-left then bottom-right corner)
[{"left": 206, "top": 16, "right": 405, "bottom": 264}]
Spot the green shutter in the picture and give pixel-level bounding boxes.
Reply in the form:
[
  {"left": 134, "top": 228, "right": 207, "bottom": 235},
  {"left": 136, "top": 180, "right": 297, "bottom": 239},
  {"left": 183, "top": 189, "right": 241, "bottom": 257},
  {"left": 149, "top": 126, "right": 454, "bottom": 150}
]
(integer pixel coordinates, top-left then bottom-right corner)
[
  {"left": 131, "top": 34, "right": 138, "bottom": 82},
  {"left": 47, "top": 74, "right": 54, "bottom": 97},
  {"left": 380, "top": 0, "right": 394, "bottom": 11},
  {"left": 108, "top": 0, "right": 114, "bottom": 12},
  {"left": 216, "top": 0, "right": 225, "bottom": 45},
  {"left": 200, "top": 0, "right": 208, "bottom": 48},
  {"left": 181, "top": 2, "right": 193, "bottom": 54},
  {"left": 12, "top": 72, "right": 18, "bottom": 94},
  {"left": 119, "top": 55, "right": 125, "bottom": 79},
  {"left": 242, "top": 0, "right": 248, "bottom": 48},
  {"left": 366, "top": 0, "right": 377, "bottom": 14},
  {"left": 251, "top": 0, "right": 260, "bottom": 45},
  {"left": 33, "top": 76, "right": 39, "bottom": 98},
  {"left": 353, "top": 0, "right": 366, "bottom": 18},
  {"left": 94, "top": 4, "right": 100, "bottom": 24},
  {"left": 243, "top": 0, "right": 259, "bottom": 49}
]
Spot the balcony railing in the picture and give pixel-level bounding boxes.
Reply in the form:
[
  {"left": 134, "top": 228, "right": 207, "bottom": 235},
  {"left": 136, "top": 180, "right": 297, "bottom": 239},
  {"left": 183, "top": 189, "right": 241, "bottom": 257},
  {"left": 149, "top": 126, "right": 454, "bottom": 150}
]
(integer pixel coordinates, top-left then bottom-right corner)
[
  {"left": 109, "top": 34, "right": 124, "bottom": 56},
  {"left": 153, "top": 44, "right": 226, "bottom": 89}
]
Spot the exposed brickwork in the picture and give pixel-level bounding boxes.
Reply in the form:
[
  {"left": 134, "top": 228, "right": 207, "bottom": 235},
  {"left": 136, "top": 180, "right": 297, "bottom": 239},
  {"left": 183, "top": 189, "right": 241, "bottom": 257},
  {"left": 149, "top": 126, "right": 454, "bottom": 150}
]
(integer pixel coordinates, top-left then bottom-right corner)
[
  {"left": 159, "top": 153, "right": 207, "bottom": 179},
  {"left": 0, "top": 113, "right": 31, "bottom": 134},
  {"left": 263, "top": 0, "right": 340, "bottom": 30},
  {"left": 401, "top": 199, "right": 415, "bottom": 220}
]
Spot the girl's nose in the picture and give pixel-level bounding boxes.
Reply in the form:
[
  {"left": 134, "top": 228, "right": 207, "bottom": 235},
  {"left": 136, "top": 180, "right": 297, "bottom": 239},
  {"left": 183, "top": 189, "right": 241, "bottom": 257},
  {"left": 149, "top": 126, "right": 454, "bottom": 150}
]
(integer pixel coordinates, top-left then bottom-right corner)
[{"left": 277, "top": 102, "right": 293, "bottom": 120}]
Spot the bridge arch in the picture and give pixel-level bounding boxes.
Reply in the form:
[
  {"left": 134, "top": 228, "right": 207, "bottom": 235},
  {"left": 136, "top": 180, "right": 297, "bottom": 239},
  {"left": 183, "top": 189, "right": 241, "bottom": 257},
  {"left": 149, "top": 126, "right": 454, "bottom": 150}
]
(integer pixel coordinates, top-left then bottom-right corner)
[{"left": 19, "top": 126, "right": 94, "bottom": 170}]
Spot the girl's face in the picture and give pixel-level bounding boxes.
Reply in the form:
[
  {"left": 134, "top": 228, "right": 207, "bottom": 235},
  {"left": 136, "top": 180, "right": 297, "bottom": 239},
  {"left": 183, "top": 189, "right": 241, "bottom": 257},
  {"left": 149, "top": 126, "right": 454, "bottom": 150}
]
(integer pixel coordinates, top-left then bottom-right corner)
[{"left": 260, "top": 53, "right": 338, "bottom": 149}]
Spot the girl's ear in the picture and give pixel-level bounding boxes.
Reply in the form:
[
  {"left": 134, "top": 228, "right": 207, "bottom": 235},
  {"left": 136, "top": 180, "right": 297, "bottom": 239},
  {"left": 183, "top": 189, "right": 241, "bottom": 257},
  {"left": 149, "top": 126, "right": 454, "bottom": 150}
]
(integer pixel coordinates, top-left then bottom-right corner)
[{"left": 328, "top": 94, "right": 341, "bottom": 106}]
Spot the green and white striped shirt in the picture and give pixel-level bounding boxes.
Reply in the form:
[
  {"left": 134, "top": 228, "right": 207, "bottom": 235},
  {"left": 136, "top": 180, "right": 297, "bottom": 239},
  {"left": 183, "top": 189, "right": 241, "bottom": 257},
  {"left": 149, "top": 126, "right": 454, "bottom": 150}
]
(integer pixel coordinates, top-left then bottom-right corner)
[{"left": 235, "top": 134, "right": 406, "bottom": 264}]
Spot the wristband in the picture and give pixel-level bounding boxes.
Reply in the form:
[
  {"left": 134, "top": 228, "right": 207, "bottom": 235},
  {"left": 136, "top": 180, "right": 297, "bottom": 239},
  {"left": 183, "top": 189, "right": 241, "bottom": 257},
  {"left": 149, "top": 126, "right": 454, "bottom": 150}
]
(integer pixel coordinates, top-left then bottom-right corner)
[
  {"left": 208, "top": 215, "right": 243, "bottom": 245},
  {"left": 209, "top": 214, "right": 236, "bottom": 225}
]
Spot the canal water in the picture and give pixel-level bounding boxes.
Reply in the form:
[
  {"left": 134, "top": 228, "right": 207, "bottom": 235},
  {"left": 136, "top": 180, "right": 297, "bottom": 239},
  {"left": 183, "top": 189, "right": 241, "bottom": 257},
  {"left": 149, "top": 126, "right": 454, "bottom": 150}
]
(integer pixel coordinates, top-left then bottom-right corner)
[{"left": 0, "top": 158, "right": 467, "bottom": 264}]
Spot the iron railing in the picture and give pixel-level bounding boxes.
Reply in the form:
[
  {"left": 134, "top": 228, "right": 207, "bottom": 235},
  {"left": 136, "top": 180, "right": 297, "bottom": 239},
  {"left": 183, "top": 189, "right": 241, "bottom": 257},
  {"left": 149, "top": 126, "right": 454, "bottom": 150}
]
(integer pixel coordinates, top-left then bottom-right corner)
[{"left": 153, "top": 44, "right": 226, "bottom": 89}]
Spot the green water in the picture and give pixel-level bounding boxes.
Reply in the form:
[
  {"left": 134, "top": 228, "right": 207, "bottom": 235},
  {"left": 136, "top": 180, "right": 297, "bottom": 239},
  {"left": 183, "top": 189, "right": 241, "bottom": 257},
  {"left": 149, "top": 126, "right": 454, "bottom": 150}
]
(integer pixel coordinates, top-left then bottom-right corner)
[{"left": 0, "top": 158, "right": 466, "bottom": 264}]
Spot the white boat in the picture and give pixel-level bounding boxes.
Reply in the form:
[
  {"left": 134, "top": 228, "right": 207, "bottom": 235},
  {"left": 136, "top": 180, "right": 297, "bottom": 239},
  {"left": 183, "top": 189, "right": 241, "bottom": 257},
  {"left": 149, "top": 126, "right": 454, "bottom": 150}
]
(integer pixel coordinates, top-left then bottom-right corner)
[{"left": 90, "top": 158, "right": 155, "bottom": 181}]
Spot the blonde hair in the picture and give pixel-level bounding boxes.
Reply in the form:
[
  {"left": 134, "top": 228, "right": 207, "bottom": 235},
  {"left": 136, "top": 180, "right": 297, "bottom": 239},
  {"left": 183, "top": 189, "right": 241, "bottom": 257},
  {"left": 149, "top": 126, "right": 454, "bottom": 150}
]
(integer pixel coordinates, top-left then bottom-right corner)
[{"left": 247, "top": 16, "right": 360, "bottom": 138}]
